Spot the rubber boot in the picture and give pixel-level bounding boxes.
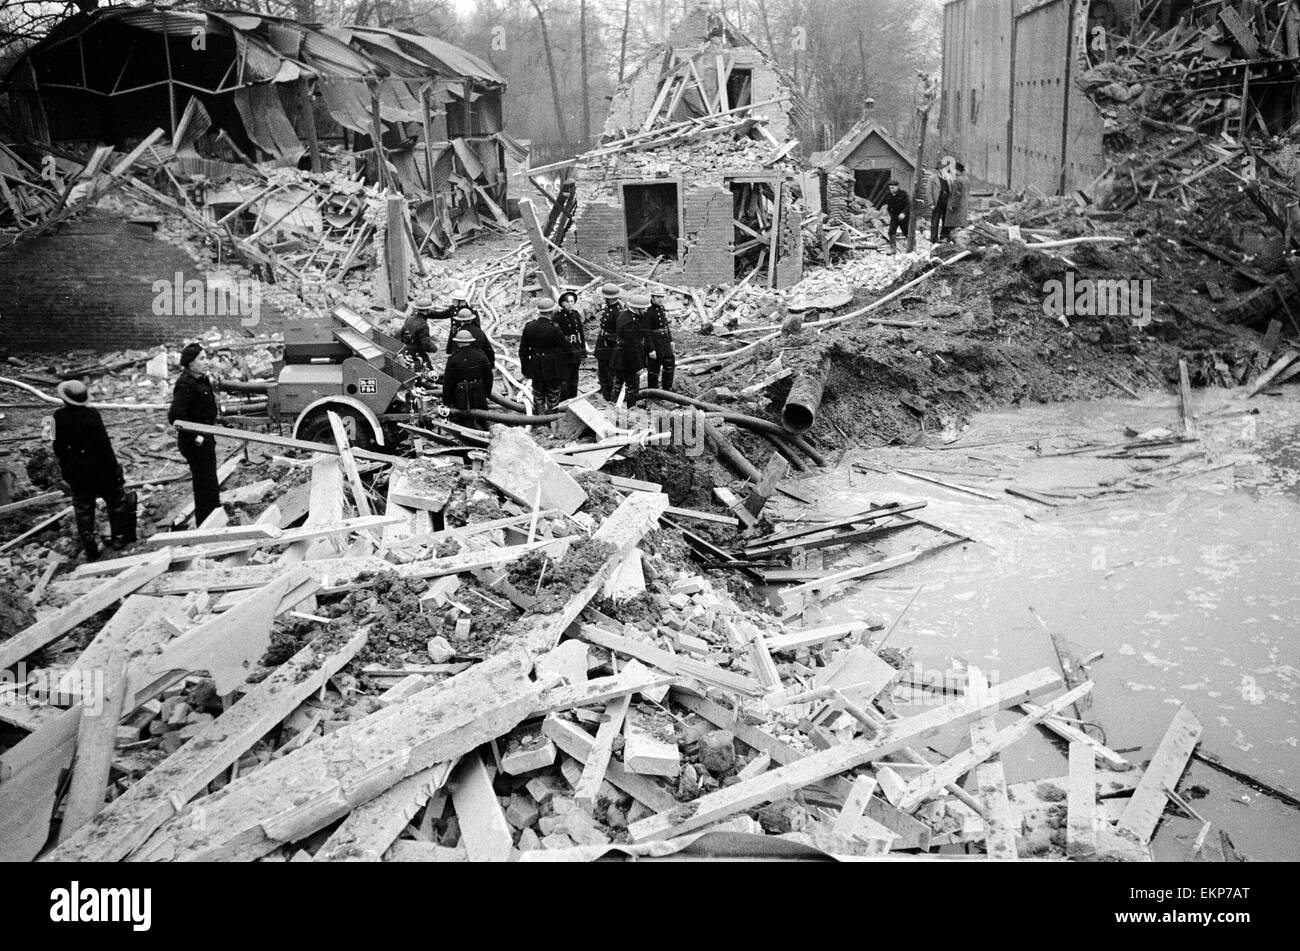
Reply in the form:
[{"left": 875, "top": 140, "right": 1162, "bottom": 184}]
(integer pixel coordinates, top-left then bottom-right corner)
[
  {"left": 660, "top": 367, "right": 675, "bottom": 393},
  {"left": 79, "top": 532, "right": 101, "bottom": 562}
]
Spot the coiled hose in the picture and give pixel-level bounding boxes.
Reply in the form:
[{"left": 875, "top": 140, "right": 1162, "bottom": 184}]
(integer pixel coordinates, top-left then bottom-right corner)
[{"left": 638, "top": 389, "right": 828, "bottom": 467}]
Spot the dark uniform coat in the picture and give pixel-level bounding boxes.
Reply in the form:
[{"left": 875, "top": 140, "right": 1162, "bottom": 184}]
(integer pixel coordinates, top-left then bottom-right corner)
[
  {"left": 594, "top": 301, "right": 620, "bottom": 361},
  {"left": 610, "top": 309, "right": 648, "bottom": 373},
  {"left": 53, "top": 405, "right": 122, "bottom": 493},
  {"left": 399, "top": 312, "right": 436, "bottom": 365},
  {"left": 168, "top": 368, "right": 219, "bottom": 448},
  {"left": 442, "top": 346, "right": 493, "bottom": 411},
  {"left": 554, "top": 305, "right": 587, "bottom": 365},
  {"left": 519, "top": 317, "right": 570, "bottom": 382}
]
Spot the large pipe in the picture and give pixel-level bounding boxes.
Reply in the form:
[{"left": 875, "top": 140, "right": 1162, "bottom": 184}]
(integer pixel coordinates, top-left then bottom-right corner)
[
  {"left": 758, "top": 431, "right": 808, "bottom": 472},
  {"left": 219, "top": 378, "right": 273, "bottom": 394},
  {"left": 702, "top": 418, "right": 761, "bottom": 484},
  {"left": 639, "top": 389, "right": 827, "bottom": 467},
  {"left": 453, "top": 408, "right": 563, "bottom": 426},
  {"left": 489, "top": 392, "right": 527, "bottom": 413},
  {"left": 782, "top": 356, "right": 830, "bottom": 435}
]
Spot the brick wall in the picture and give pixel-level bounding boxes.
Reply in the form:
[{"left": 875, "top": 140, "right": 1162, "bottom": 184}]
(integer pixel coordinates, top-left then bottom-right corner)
[{"left": 0, "top": 210, "right": 286, "bottom": 353}]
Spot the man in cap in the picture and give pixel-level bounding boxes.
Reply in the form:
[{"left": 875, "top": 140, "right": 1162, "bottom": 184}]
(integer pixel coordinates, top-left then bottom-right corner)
[
  {"left": 594, "top": 282, "right": 623, "bottom": 401},
  {"left": 884, "top": 181, "right": 911, "bottom": 253},
  {"left": 168, "top": 342, "right": 222, "bottom": 526},
  {"left": 643, "top": 289, "right": 676, "bottom": 393},
  {"left": 52, "top": 380, "right": 136, "bottom": 561},
  {"left": 519, "top": 298, "right": 571, "bottom": 416},
  {"left": 611, "top": 293, "right": 650, "bottom": 407},
  {"left": 442, "top": 328, "right": 494, "bottom": 430},
  {"left": 399, "top": 295, "right": 437, "bottom": 370},
  {"left": 555, "top": 291, "right": 587, "bottom": 400}
]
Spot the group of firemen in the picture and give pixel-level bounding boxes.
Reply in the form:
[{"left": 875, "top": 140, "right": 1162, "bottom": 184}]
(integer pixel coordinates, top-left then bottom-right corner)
[{"left": 398, "top": 280, "right": 676, "bottom": 427}]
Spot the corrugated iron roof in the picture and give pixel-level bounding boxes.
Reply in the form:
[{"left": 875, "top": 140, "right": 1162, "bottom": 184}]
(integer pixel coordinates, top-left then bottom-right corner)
[{"left": 350, "top": 26, "right": 505, "bottom": 85}]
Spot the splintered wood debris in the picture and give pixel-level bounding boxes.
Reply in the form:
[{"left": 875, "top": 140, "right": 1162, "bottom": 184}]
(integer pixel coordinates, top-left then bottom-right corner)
[{"left": 0, "top": 408, "right": 1227, "bottom": 864}]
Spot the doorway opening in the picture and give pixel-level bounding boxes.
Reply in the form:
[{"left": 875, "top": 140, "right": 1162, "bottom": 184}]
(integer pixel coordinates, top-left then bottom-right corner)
[{"left": 854, "top": 169, "right": 892, "bottom": 207}]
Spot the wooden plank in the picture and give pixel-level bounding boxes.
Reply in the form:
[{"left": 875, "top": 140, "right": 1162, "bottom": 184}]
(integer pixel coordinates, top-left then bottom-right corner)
[
  {"left": 0, "top": 554, "right": 169, "bottom": 673},
  {"left": 623, "top": 705, "right": 681, "bottom": 777},
  {"left": 1115, "top": 705, "right": 1203, "bottom": 846},
  {"left": 448, "top": 750, "right": 513, "bottom": 862},
  {"left": 0, "top": 706, "right": 81, "bottom": 861},
  {"left": 574, "top": 623, "right": 767, "bottom": 696},
  {"left": 967, "top": 667, "right": 1017, "bottom": 860},
  {"left": 145, "top": 524, "right": 282, "bottom": 548},
  {"left": 779, "top": 551, "right": 920, "bottom": 602},
  {"left": 57, "top": 650, "right": 128, "bottom": 840},
  {"left": 573, "top": 695, "right": 631, "bottom": 812},
  {"left": 151, "top": 568, "right": 318, "bottom": 694},
  {"left": 282, "top": 453, "right": 343, "bottom": 563},
  {"left": 174, "top": 421, "right": 406, "bottom": 467},
  {"left": 56, "top": 595, "right": 184, "bottom": 697},
  {"left": 1246, "top": 352, "right": 1298, "bottom": 398},
  {"left": 832, "top": 774, "right": 879, "bottom": 837},
  {"left": 47, "top": 628, "right": 368, "bottom": 862},
  {"left": 1019, "top": 702, "right": 1130, "bottom": 769},
  {"left": 483, "top": 425, "right": 588, "bottom": 516},
  {"left": 897, "top": 683, "right": 1092, "bottom": 812},
  {"left": 541, "top": 715, "right": 677, "bottom": 813},
  {"left": 766, "top": 622, "right": 869, "bottom": 654},
  {"left": 628, "top": 668, "right": 1062, "bottom": 842},
  {"left": 972, "top": 760, "right": 1017, "bottom": 861},
  {"left": 1067, "top": 741, "right": 1097, "bottom": 858},
  {"left": 747, "top": 636, "right": 782, "bottom": 689},
  {"left": 131, "top": 649, "right": 540, "bottom": 861},
  {"left": 518, "top": 197, "right": 561, "bottom": 298},
  {"left": 328, "top": 410, "right": 373, "bottom": 518},
  {"left": 1177, "top": 359, "right": 1196, "bottom": 437}
]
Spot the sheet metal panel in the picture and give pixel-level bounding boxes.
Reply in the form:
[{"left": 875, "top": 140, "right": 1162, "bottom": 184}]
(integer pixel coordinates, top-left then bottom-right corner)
[{"left": 1011, "top": 0, "right": 1069, "bottom": 194}]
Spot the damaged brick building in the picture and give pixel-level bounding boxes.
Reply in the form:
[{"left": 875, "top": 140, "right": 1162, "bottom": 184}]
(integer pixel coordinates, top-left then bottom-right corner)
[{"left": 565, "top": 5, "right": 807, "bottom": 289}]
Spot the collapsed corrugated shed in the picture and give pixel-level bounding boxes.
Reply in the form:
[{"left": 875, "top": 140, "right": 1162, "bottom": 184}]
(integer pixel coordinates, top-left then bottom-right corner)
[{"left": 1, "top": 5, "right": 513, "bottom": 237}]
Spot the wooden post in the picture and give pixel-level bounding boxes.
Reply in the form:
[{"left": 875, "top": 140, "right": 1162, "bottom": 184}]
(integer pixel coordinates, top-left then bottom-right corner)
[
  {"left": 385, "top": 196, "right": 408, "bottom": 310},
  {"left": 421, "top": 83, "right": 436, "bottom": 193},
  {"left": 907, "top": 77, "right": 939, "bottom": 253},
  {"left": 59, "top": 650, "right": 128, "bottom": 840},
  {"left": 370, "top": 85, "right": 388, "bottom": 192},
  {"left": 300, "top": 79, "right": 321, "bottom": 174},
  {"left": 518, "top": 197, "right": 561, "bottom": 298}
]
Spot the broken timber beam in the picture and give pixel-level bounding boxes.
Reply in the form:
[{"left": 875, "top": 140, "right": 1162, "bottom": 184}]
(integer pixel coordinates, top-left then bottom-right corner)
[
  {"left": 0, "top": 554, "right": 169, "bottom": 673},
  {"left": 628, "top": 668, "right": 1062, "bottom": 842},
  {"left": 127, "top": 648, "right": 540, "bottom": 862},
  {"left": 315, "top": 762, "right": 455, "bottom": 862},
  {"left": 518, "top": 197, "right": 561, "bottom": 299},
  {"left": 47, "top": 628, "right": 368, "bottom": 862}
]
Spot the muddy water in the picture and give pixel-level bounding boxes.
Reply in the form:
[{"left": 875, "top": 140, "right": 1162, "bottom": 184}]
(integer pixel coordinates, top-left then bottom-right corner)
[{"left": 769, "top": 387, "right": 1300, "bottom": 860}]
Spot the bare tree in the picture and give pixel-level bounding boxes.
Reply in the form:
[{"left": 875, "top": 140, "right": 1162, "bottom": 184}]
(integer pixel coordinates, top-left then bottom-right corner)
[
  {"left": 617, "top": 0, "right": 631, "bottom": 82},
  {"left": 579, "top": 0, "right": 591, "bottom": 145},
  {"left": 528, "top": 0, "right": 570, "bottom": 144}
]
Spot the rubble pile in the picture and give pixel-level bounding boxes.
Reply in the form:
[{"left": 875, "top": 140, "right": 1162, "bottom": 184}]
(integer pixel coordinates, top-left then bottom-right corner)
[{"left": 2, "top": 394, "right": 1218, "bottom": 863}]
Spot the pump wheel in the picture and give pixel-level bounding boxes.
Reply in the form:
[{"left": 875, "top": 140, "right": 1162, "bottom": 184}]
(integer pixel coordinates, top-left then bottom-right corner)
[{"left": 296, "top": 405, "right": 378, "bottom": 453}]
